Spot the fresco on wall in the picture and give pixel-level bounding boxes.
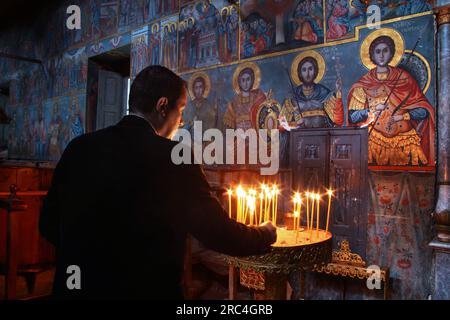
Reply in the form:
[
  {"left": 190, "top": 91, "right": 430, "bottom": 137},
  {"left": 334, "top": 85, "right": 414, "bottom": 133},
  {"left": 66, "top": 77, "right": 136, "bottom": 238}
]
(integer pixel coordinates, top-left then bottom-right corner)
[
  {"left": 5, "top": 94, "right": 86, "bottom": 161},
  {"left": 87, "top": 34, "right": 131, "bottom": 56},
  {"left": 99, "top": 0, "right": 119, "bottom": 38},
  {"left": 119, "top": 0, "right": 147, "bottom": 32},
  {"left": 182, "top": 71, "right": 219, "bottom": 135},
  {"left": 131, "top": 25, "right": 150, "bottom": 79},
  {"left": 325, "top": 0, "right": 432, "bottom": 41},
  {"left": 348, "top": 27, "right": 435, "bottom": 169},
  {"left": 149, "top": 22, "right": 162, "bottom": 66},
  {"left": 45, "top": 94, "right": 86, "bottom": 161},
  {"left": 240, "top": 0, "right": 325, "bottom": 59},
  {"left": 281, "top": 50, "right": 344, "bottom": 129},
  {"left": 160, "top": 15, "right": 178, "bottom": 71},
  {"left": 178, "top": 1, "right": 238, "bottom": 72}
]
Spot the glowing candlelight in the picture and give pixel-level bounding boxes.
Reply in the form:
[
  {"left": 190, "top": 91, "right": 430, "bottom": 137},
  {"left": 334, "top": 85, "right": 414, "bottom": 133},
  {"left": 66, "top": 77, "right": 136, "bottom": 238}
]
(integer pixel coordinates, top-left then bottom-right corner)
[
  {"left": 227, "top": 189, "right": 232, "bottom": 219},
  {"left": 309, "top": 193, "right": 315, "bottom": 241},
  {"left": 310, "top": 193, "right": 315, "bottom": 230},
  {"left": 305, "top": 192, "right": 310, "bottom": 231},
  {"left": 271, "top": 189, "right": 276, "bottom": 224},
  {"left": 316, "top": 194, "right": 320, "bottom": 237},
  {"left": 273, "top": 185, "right": 278, "bottom": 226},
  {"left": 293, "top": 196, "right": 298, "bottom": 222},
  {"left": 326, "top": 189, "right": 333, "bottom": 236},
  {"left": 266, "top": 192, "right": 272, "bottom": 222},
  {"left": 259, "top": 193, "right": 264, "bottom": 225},
  {"left": 236, "top": 185, "right": 244, "bottom": 223},
  {"left": 298, "top": 196, "right": 302, "bottom": 230}
]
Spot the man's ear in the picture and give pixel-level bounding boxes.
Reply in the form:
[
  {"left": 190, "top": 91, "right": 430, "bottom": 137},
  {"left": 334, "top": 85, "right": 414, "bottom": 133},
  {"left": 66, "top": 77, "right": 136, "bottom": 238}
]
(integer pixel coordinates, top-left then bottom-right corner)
[{"left": 155, "top": 97, "right": 169, "bottom": 116}]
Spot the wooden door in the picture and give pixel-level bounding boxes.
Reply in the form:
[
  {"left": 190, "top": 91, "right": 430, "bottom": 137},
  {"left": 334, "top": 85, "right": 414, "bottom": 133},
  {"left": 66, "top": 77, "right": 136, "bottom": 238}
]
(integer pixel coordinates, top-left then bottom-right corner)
[{"left": 96, "top": 70, "right": 124, "bottom": 130}]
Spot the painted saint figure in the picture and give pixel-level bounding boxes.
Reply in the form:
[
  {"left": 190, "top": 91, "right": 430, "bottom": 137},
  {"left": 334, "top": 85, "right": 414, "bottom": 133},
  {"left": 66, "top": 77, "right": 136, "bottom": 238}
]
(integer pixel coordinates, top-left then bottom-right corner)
[
  {"left": 149, "top": 23, "right": 160, "bottom": 66},
  {"left": 241, "top": 13, "right": 273, "bottom": 58},
  {"left": 34, "top": 104, "right": 46, "bottom": 160},
  {"left": 66, "top": 97, "right": 84, "bottom": 144},
  {"left": 282, "top": 51, "right": 344, "bottom": 128},
  {"left": 47, "top": 102, "right": 63, "bottom": 160},
  {"left": 183, "top": 72, "right": 217, "bottom": 135},
  {"left": 348, "top": 29, "right": 434, "bottom": 166},
  {"left": 223, "top": 62, "right": 267, "bottom": 131},
  {"left": 292, "top": 0, "right": 322, "bottom": 43},
  {"left": 326, "top": 0, "right": 350, "bottom": 40}
]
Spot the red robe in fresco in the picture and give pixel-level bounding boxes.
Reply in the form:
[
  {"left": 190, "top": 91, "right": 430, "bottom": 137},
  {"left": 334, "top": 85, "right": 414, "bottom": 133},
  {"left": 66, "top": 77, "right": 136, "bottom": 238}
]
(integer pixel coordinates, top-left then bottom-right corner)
[{"left": 348, "top": 66, "right": 435, "bottom": 165}]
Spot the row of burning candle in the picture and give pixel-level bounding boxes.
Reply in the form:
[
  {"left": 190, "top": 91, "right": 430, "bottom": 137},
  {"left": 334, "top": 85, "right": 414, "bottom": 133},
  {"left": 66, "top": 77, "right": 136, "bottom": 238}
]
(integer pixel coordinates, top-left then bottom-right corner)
[
  {"left": 292, "top": 190, "right": 333, "bottom": 239},
  {"left": 226, "top": 185, "right": 334, "bottom": 237},
  {"left": 227, "top": 184, "right": 280, "bottom": 226}
]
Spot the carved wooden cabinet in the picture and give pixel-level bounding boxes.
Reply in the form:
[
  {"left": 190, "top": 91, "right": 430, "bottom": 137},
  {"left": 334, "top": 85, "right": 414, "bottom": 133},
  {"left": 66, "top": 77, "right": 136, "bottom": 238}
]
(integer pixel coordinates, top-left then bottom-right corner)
[{"left": 290, "top": 128, "right": 368, "bottom": 258}]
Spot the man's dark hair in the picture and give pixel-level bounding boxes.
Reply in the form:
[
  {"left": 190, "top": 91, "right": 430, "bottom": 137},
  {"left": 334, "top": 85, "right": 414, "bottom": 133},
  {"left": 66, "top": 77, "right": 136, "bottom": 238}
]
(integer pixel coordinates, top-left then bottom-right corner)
[
  {"left": 129, "top": 65, "right": 186, "bottom": 114},
  {"left": 369, "top": 36, "right": 396, "bottom": 65},
  {"left": 297, "top": 57, "right": 318, "bottom": 83}
]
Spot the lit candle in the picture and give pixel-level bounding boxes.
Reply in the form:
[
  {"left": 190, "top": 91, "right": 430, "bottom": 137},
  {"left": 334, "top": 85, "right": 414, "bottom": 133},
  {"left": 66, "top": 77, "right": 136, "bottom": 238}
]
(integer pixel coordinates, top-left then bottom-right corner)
[
  {"left": 273, "top": 186, "right": 278, "bottom": 226},
  {"left": 293, "top": 196, "right": 298, "bottom": 225},
  {"left": 259, "top": 193, "right": 264, "bottom": 225},
  {"left": 310, "top": 193, "right": 315, "bottom": 230},
  {"left": 271, "top": 189, "right": 275, "bottom": 224},
  {"left": 227, "top": 189, "right": 232, "bottom": 219},
  {"left": 326, "top": 189, "right": 333, "bottom": 236},
  {"left": 309, "top": 193, "right": 315, "bottom": 241},
  {"left": 237, "top": 185, "right": 244, "bottom": 223},
  {"left": 316, "top": 194, "right": 320, "bottom": 238},
  {"left": 266, "top": 192, "right": 272, "bottom": 222},
  {"left": 298, "top": 196, "right": 302, "bottom": 230},
  {"left": 294, "top": 211, "right": 299, "bottom": 242},
  {"left": 305, "top": 192, "right": 310, "bottom": 231}
]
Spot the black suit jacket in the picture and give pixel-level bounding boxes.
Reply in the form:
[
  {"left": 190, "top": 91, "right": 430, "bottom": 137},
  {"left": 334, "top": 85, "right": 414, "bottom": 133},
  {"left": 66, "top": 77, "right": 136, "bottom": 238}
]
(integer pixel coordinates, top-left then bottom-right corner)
[{"left": 39, "top": 115, "right": 274, "bottom": 299}]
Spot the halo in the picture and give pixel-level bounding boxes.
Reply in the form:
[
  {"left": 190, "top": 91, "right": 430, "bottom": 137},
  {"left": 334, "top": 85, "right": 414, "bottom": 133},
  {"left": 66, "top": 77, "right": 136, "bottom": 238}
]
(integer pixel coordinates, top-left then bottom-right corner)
[
  {"left": 151, "top": 23, "right": 159, "bottom": 33},
  {"left": 360, "top": 28, "right": 404, "bottom": 70},
  {"left": 188, "top": 72, "right": 211, "bottom": 100},
  {"left": 291, "top": 50, "right": 326, "bottom": 86},
  {"left": 221, "top": 7, "right": 230, "bottom": 16},
  {"left": 232, "top": 62, "right": 261, "bottom": 95},
  {"left": 404, "top": 49, "right": 431, "bottom": 94}
]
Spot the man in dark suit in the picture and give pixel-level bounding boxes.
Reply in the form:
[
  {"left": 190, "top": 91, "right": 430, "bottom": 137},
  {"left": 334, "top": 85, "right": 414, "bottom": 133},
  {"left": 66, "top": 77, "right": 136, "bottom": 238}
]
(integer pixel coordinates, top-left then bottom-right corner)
[{"left": 39, "top": 65, "right": 277, "bottom": 299}]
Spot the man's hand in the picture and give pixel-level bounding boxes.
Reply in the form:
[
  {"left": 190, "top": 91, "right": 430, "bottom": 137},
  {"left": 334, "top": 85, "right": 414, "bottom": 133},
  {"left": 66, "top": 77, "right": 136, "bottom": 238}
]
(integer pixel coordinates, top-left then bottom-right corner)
[{"left": 259, "top": 221, "right": 277, "bottom": 243}]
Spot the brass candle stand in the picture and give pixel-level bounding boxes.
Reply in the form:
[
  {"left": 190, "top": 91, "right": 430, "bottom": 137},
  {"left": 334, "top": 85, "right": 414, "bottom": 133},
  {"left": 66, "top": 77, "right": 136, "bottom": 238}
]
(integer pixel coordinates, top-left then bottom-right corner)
[{"left": 226, "top": 228, "right": 332, "bottom": 299}]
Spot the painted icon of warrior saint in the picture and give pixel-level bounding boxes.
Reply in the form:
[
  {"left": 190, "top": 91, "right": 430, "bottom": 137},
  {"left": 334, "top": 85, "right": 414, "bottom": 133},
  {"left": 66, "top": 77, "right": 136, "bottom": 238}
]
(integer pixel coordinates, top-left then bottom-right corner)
[
  {"left": 281, "top": 50, "right": 344, "bottom": 129},
  {"left": 183, "top": 72, "right": 217, "bottom": 134},
  {"left": 223, "top": 62, "right": 268, "bottom": 131},
  {"left": 348, "top": 28, "right": 434, "bottom": 167}
]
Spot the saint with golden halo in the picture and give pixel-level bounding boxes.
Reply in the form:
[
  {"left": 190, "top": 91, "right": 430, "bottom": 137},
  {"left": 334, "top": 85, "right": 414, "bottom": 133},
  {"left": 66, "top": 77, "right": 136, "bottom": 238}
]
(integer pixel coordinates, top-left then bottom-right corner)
[
  {"left": 223, "top": 62, "right": 268, "bottom": 130},
  {"left": 281, "top": 50, "right": 344, "bottom": 130},
  {"left": 347, "top": 28, "right": 435, "bottom": 167},
  {"left": 182, "top": 71, "right": 217, "bottom": 134}
]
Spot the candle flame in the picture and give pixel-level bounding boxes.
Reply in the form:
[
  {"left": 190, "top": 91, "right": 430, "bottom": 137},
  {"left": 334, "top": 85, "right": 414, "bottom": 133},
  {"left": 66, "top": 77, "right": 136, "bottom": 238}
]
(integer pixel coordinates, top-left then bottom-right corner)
[
  {"left": 227, "top": 189, "right": 232, "bottom": 196},
  {"left": 327, "top": 189, "right": 333, "bottom": 196}
]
